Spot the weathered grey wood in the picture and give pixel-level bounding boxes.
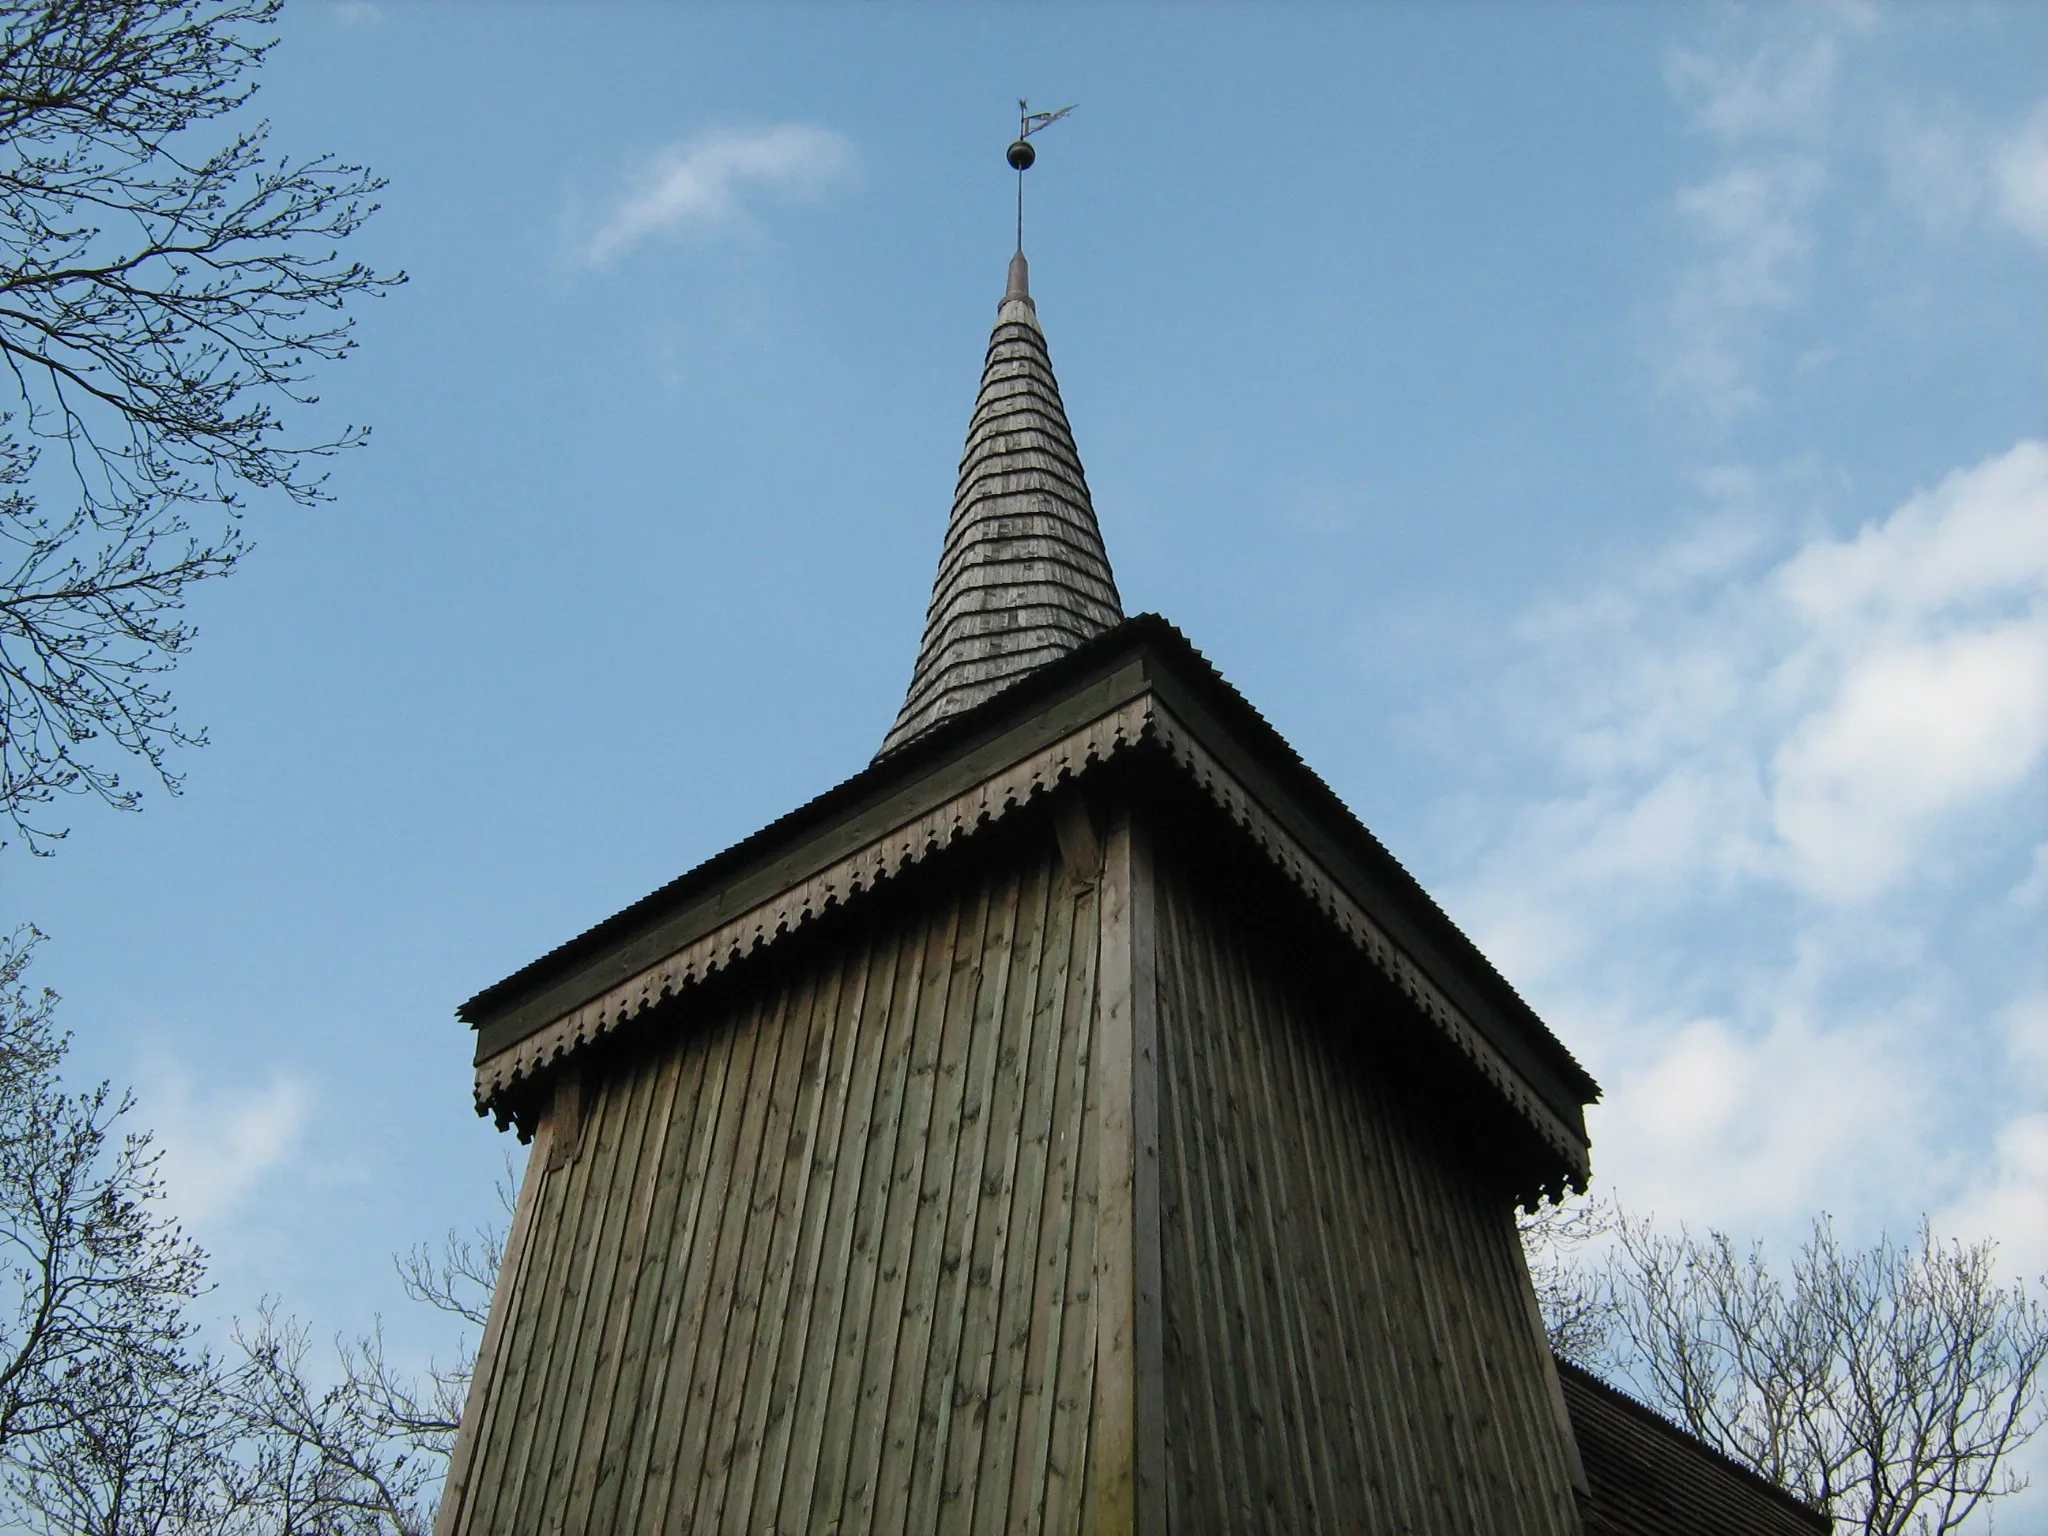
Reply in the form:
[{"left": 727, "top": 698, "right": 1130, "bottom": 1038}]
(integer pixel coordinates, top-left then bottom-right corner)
[
  {"left": 943, "top": 851, "right": 1050, "bottom": 1530},
  {"left": 1037, "top": 878, "right": 1102, "bottom": 1534},
  {"left": 545, "top": 1040, "right": 663, "bottom": 1530},
  {"left": 628, "top": 994, "right": 764, "bottom": 1529},
  {"left": 448, "top": 796, "right": 1601, "bottom": 1536},
  {"left": 731, "top": 951, "right": 852, "bottom": 1530},
  {"left": 807, "top": 905, "right": 932, "bottom": 1526},
  {"left": 870, "top": 881, "right": 990, "bottom": 1530},
  {"left": 1212, "top": 891, "right": 1345, "bottom": 1524},
  {"left": 905, "top": 862, "right": 1020, "bottom": 1527},
  {"left": 972, "top": 851, "right": 1079, "bottom": 1534},
  {"left": 1150, "top": 847, "right": 1584, "bottom": 1535},
  {"left": 837, "top": 890, "right": 963, "bottom": 1527},
  {"left": 877, "top": 257, "right": 1123, "bottom": 758},
  {"left": 771, "top": 926, "right": 902, "bottom": 1531},
  {"left": 609, "top": 1011, "right": 734, "bottom": 1531},
  {"left": 499, "top": 1056, "right": 618, "bottom": 1536},
  {"left": 663, "top": 986, "right": 792, "bottom": 1527},
  {"left": 433, "top": 1110, "right": 549, "bottom": 1536},
  {"left": 687, "top": 965, "right": 819, "bottom": 1532},
  {"left": 585, "top": 1029, "right": 709, "bottom": 1532}
]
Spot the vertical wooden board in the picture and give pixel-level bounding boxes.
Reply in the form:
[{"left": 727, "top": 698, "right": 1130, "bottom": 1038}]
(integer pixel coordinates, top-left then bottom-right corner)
[
  {"left": 461, "top": 1141, "right": 572, "bottom": 1534},
  {"left": 806, "top": 901, "right": 935, "bottom": 1526},
  {"left": 1189, "top": 904, "right": 1313, "bottom": 1526},
  {"left": 1255, "top": 939, "right": 1393, "bottom": 1528},
  {"left": 1126, "top": 822, "right": 1166, "bottom": 1536},
  {"left": 1501, "top": 1205, "right": 1591, "bottom": 1518},
  {"left": 656, "top": 983, "right": 797, "bottom": 1527},
  {"left": 534, "top": 1051, "right": 664, "bottom": 1528},
  {"left": 772, "top": 923, "right": 906, "bottom": 1531},
  {"left": 1173, "top": 880, "right": 1297, "bottom": 1528},
  {"left": 738, "top": 946, "right": 863, "bottom": 1531},
  {"left": 1214, "top": 908, "right": 1349, "bottom": 1525},
  {"left": 1151, "top": 887, "right": 1206, "bottom": 1533},
  {"left": 1415, "top": 1171, "right": 1525, "bottom": 1531},
  {"left": 1153, "top": 857, "right": 1587, "bottom": 1536},
  {"left": 493, "top": 1071, "right": 625, "bottom": 1534},
  {"left": 907, "top": 860, "right": 1028, "bottom": 1529},
  {"left": 942, "top": 849, "right": 1054, "bottom": 1533},
  {"left": 990, "top": 869, "right": 1084, "bottom": 1535},
  {"left": 871, "top": 878, "right": 996, "bottom": 1529},
  {"left": 626, "top": 996, "right": 768, "bottom": 1529},
  {"left": 1372, "top": 1086, "right": 1494, "bottom": 1531},
  {"left": 1153, "top": 879, "right": 1258, "bottom": 1529},
  {"left": 450, "top": 1153, "right": 560, "bottom": 1536},
  {"left": 969, "top": 855, "right": 1080, "bottom": 1536},
  {"left": 608, "top": 1014, "right": 738, "bottom": 1531},
  {"left": 522, "top": 1059, "right": 654, "bottom": 1534},
  {"left": 1035, "top": 880, "right": 1102, "bottom": 1535},
  {"left": 437, "top": 1113, "right": 551, "bottom": 1536},
  {"left": 1317, "top": 991, "right": 1461, "bottom": 1528},
  {"left": 1412, "top": 1131, "right": 1575, "bottom": 1534},
  {"left": 841, "top": 885, "right": 973, "bottom": 1529},
  {"left": 564, "top": 1046, "right": 686, "bottom": 1532},
  {"left": 585, "top": 1029, "right": 715, "bottom": 1533},
  {"left": 683, "top": 965, "right": 823, "bottom": 1532},
  {"left": 1089, "top": 816, "right": 1139, "bottom": 1535}
]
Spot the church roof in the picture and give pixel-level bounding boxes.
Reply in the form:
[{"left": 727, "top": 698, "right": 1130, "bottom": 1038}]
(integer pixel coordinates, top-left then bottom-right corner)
[
  {"left": 1558, "top": 1358, "right": 1832, "bottom": 1534},
  {"left": 461, "top": 613, "right": 1600, "bottom": 1201},
  {"left": 877, "top": 251, "right": 1123, "bottom": 757},
  {"left": 457, "top": 244, "right": 1601, "bottom": 1201}
]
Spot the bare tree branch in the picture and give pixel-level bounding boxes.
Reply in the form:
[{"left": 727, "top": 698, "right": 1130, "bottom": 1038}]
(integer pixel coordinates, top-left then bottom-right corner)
[
  {"left": 0, "top": 0, "right": 400, "bottom": 852},
  {"left": 1593, "top": 1212, "right": 2048, "bottom": 1535}
]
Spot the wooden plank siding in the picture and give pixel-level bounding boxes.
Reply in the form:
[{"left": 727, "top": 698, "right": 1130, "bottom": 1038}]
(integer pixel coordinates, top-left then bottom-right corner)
[
  {"left": 1151, "top": 843, "right": 1585, "bottom": 1535},
  {"left": 440, "top": 828, "right": 1104, "bottom": 1536}
]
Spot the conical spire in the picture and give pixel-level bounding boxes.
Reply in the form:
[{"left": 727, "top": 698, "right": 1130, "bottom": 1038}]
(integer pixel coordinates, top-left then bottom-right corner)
[{"left": 877, "top": 253, "right": 1124, "bottom": 757}]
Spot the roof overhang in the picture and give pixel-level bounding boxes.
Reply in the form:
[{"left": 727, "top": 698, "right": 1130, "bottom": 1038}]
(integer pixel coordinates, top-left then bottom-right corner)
[{"left": 461, "top": 615, "right": 1599, "bottom": 1191}]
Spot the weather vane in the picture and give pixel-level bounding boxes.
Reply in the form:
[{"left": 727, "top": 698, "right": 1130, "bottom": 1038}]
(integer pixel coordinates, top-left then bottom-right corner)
[{"left": 1007, "top": 99, "right": 1075, "bottom": 253}]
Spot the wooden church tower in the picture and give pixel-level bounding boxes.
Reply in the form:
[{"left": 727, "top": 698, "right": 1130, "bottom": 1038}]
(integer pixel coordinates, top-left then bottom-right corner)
[{"left": 437, "top": 231, "right": 1607, "bottom": 1534}]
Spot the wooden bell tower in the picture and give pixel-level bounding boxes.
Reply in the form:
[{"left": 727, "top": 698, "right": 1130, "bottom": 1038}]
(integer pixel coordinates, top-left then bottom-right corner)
[{"left": 436, "top": 248, "right": 1600, "bottom": 1534}]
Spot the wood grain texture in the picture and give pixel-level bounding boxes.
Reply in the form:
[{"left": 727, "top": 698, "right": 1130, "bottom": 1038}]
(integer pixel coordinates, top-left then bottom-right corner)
[
  {"left": 876, "top": 262, "right": 1124, "bottom": 760},
  {"left": 1151, "top": 844, "right": 1585, "bottom": 1535},
  {"left": 443, "top": 829, "right": 1104, "bottom": 1535}
]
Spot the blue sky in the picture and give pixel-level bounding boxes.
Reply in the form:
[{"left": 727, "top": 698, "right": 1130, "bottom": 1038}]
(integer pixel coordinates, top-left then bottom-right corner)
[{"left": 6, "top": 0, "right": 2045, "bottom": 1510}]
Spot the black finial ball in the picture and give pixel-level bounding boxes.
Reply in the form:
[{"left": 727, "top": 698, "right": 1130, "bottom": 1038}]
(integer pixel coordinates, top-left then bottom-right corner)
[{"left": 1006, "top": 139, "right": 1036, "bottom": 170}]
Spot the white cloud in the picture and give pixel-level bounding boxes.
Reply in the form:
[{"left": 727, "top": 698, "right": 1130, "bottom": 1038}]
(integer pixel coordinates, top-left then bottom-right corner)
[
  {"left": 1658, "top": 24, "right": 1842, "bottom": 420},
  {"left": 1992, "top": 102, "right": 2048, "bottom": 247},
  {"left": 1595, "top": 1010, "right": 1926, "bottom": 1228},
  {"left": 1668, "top": 31, "right": 1839, "bottom": 144},
  {"left": 1770, "top": 442, "right": 2048, "bottom": 901},
  {"left": 1451, "top": 441, "right": 2048, "bottom": 1238},
  {"left": 1665, "top": 158, "right": 1825, "bottom": 418},
  {"left": 1658, "top": 24, "right": 2047, "bottom": 421},
  {"left": 1878, "top": 93, "right": 2048, "bottom": 248},
  {"left": 140, "top": 1058, "right": 311, "bottom": 1232},
  {"left": 581, "top": 125, "right": 856, "bottom": 266}
]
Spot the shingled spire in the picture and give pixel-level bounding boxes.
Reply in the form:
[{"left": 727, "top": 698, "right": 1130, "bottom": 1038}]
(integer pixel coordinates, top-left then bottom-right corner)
[{"left": 876, "top": 251, "right": 1124, "bottom": 758}]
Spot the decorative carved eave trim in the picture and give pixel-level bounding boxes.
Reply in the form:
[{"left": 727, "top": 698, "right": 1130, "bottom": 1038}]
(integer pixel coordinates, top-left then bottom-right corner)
[
  {"left": 472, "top": 688, "right": 1591, "bottom": 1195},
  {"left": 473, "top": 694, "right": 1153, "bottom": 1117}
]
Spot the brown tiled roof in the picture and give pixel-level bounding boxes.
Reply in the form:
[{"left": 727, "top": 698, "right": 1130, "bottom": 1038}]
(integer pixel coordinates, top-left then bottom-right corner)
[{"left": 1559, "top": 1357, "right": 1831, "bottom": 1535}]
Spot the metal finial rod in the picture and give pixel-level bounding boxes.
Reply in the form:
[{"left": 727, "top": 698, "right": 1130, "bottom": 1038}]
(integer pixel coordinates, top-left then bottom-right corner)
[{"left": 1007, "top": 98, "right": 1074, "bottom": 255}]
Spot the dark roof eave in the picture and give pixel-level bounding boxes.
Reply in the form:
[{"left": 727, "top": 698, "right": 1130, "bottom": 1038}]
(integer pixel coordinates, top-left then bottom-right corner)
[{"left": 458, "top": 613, "right": 1597, "bottom": 1111}]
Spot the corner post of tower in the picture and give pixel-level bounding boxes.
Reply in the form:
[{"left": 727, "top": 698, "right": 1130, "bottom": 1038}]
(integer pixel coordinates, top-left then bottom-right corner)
[{"left": 1091, "top": 801, "right": 1166, "bottom": 1534}]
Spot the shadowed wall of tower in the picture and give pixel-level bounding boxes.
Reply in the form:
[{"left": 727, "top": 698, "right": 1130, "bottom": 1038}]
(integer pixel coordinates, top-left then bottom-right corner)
[{"left": 1149, "top": 836, "right": 1582, "bottom": 1533}]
